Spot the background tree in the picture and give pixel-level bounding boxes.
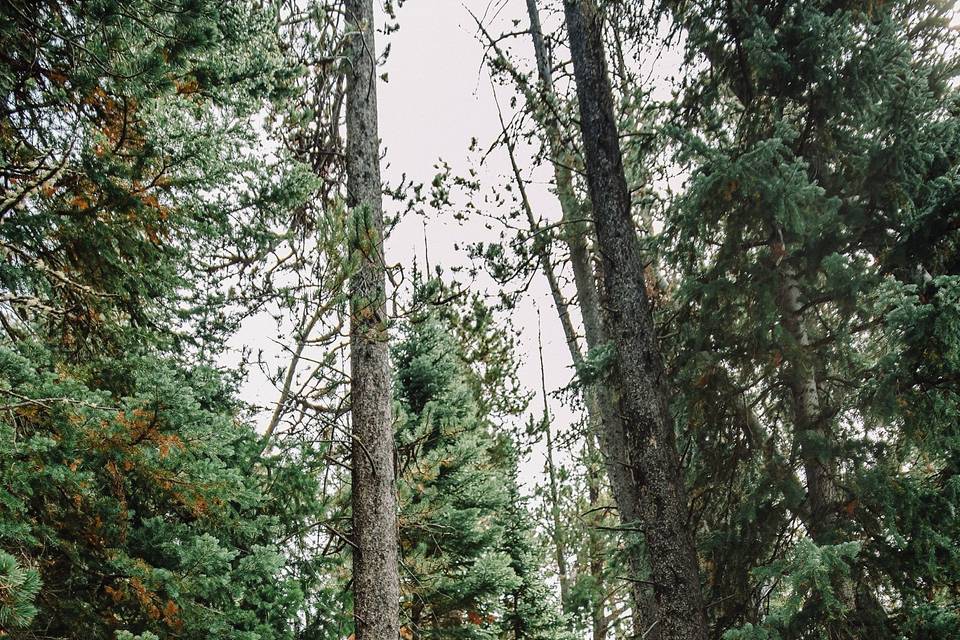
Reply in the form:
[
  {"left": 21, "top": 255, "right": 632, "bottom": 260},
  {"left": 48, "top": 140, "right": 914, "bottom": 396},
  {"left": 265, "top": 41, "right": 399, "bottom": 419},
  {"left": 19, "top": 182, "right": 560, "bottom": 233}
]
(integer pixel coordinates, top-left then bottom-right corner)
[{"left": 394, "top": 302, "right": 519, "bottom": 639}]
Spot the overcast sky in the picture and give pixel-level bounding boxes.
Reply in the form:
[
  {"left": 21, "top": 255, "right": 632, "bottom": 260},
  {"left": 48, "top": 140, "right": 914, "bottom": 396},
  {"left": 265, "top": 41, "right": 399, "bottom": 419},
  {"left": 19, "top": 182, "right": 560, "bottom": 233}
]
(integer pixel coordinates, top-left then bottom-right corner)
[
  {"left": 230, "top": 0, "right": 634, "bottom": 491},
  {"left": 378, "top": 0, "right": 580, "bottom": 486}
]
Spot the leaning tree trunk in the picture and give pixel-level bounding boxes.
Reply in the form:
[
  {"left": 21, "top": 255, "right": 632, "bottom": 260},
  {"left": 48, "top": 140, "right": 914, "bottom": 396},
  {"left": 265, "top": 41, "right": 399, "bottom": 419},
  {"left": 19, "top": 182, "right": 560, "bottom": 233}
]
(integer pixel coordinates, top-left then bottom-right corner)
[
  {"left": 522, "top": 0, "right": 655, "bottom": 629},
  {"left": 345, "top": 2, "right": 400, "bottom": 640},
  {"left": 562, "top": 2, "right": 709, "bottom": 639}
]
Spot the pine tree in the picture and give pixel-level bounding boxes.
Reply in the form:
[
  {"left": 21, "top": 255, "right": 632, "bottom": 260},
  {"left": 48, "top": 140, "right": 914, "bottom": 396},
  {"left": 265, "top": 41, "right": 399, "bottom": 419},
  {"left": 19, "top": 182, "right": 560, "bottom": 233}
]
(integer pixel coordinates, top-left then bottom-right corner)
[
  {"left": 344, "top": 0, "right": 400, "bottom": 636},
  {"left": 0, "top": 1, "right": 320, "bottom": 638},
  {"left": 497, "top": 438, "right": 573, "bottom": 640},
  {"left": 470, "top": 1, "right": 666, "bottom": 629},
  {"left": 0, "top": 550, "right": 39, "bottom": 631}
]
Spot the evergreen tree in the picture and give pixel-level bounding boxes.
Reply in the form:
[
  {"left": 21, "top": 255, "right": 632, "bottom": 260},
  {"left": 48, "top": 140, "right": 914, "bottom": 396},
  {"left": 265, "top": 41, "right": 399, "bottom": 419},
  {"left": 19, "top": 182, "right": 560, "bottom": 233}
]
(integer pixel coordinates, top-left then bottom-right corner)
[
  {"left": 661, "top": 0, "right": 960, "bottom": 636},
  {"left": 389, "top": 275, "right": 567, "bottom": 640},
  {"left": 0, "top": 1, "right": 320, "bottom": 637},
  {"left": 497, "top": 439, "right": 573, "bottom": 640},
  {"left": 394, "top": 307, "right": 519, "bottom": 640},
  {"left": 344, "top": 0, "right": 400, "bottom": 637}
]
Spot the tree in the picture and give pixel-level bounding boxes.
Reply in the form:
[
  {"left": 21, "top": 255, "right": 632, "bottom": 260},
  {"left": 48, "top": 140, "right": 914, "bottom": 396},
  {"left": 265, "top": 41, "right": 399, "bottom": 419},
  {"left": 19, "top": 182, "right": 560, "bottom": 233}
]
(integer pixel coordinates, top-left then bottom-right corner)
[
  {"left": 394, "top": 307, "right": 517, "bottom": 639},
  {"left": 0, "top": 1, "right": 319, "bottom": 637},
  {"left": 498, "top": 439, "right": 573, "bottom": 640},
  {"left": 662, "top": 0, "right": 960, "bottom": 636},
  {"left": 344, "top": 0, "right": 401, "bottom": 638},
  {"left": 562, "top": 1, "right": 709, "bottom": 638},
  {"left": 470, "top": 1, "right": 662, "bottom": 629},
  {"left": 393, "top": 283, "right": 568, "bottom": 640},
  {"left": 0, "top": 348, "right": 313, "bottom": 639}
]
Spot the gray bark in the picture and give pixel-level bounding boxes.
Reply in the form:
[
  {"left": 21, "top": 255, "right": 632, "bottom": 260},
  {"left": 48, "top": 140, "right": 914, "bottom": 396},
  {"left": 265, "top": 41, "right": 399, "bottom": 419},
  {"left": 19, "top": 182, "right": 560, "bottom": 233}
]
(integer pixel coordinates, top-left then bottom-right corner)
[
  {"left": 345, "top": 1, "right": 400, "bottom": 639},
  {"left": 585, "top": 432, "right": 608, "bottom": 640},
  {"left": 521, "top": 1, "right": 655, "bottom": 631},
  {"left": 562, "top": 2, "right": 709, "bottom": 639},
  {"left": 517, "top": 37, "right": 660, "bottom": 618},
  {"left": 776, "top": 263, "right": 840, "bottom": 540},
  {"left": 539, "top": 323, "right": 570, "bottom": 606}
]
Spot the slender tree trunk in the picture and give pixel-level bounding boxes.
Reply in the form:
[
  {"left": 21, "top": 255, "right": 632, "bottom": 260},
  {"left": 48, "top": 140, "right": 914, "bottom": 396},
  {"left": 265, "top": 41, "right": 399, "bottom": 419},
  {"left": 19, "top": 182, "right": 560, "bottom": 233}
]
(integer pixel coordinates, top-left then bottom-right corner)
[
  {"left": 562, "top": 2, "right": 709, "bottom": 639},
  {"left": 775, "top": 256, "right": 856, "bottom": 610},
  {"left": 539, "top": 321, "right": 570, "bottom": 606},
  {"left": 585, "top": 433, "right": 608, "bottom": 640},
  {"left": 345, "top": 1, "right": 399, "bottom": 639},
  {"left": 776, "top": 263, "right": 840, "bottom": 540},
  {"left": 522, "top": 1, "right": 655, "bottom": 630}
]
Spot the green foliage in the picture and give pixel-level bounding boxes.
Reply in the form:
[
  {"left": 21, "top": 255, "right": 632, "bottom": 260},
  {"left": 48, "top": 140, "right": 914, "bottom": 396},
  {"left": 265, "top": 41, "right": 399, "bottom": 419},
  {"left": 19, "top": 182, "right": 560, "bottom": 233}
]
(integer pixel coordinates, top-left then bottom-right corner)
[
  {"left": 724, "top": 540, "right": 861, "bottom": 640},
  {"left": 0, "top": 550, "right": 40, "bottom": 631},
  {"left": 0, "top": 0, "right": 312, "bottom": 358},
  {"left": 497, "top": 444, "right": 573, "bottom": 640},
  {"left": 394, "top": 285, "right": 563, "bottom": 640},
  {"left": 395, "top": 308, "right": 518, "bottom": 639},
  {"left": 0, "top": 1, "right": 324, "bottom": 638},
  {"left": 0, "top": 343, "right": 307, "bottom": 638},
  {"left": 664, "top": 0, "right": 960, "bottom": 637}
]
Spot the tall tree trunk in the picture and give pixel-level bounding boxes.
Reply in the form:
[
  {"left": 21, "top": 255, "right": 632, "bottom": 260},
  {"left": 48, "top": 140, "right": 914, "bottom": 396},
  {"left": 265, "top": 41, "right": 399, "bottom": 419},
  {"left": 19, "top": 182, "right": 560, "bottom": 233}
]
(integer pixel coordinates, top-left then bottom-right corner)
[
  {"left": 562, "top": 2, "right": 709, "bottom": 639},
  {"left": 522, "top": 1, "right": 655, "bottom": 630},
  {"left": 345, "top": 2, "right": 400, "bottom": 639}
]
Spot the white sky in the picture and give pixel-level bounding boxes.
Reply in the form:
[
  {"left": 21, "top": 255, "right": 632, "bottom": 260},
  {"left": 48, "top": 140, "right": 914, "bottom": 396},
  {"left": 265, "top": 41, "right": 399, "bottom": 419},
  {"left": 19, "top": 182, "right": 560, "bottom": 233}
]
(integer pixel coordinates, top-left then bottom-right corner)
[
  {"left": 226, "top": 0, "right": 578, "bottom": 492},
  {"left": 378, "top": 0, "right": 577, "bottom": 488},
  {"left": 230, "top": 0, "right": 684, "bottom": 492}
]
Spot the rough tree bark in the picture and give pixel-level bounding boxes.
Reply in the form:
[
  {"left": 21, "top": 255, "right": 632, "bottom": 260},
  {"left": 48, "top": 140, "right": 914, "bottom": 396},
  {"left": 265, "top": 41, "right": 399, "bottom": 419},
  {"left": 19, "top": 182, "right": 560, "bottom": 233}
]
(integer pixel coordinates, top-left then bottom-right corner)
[
  {"left": 562, "top": 1, "right": 709, "bottom": 639},
  {"left": 345, "top": 1, "right": 400, "bottom": 639},
  {"left": 521, "top": 2, "right": 655, "bottom": 631}
]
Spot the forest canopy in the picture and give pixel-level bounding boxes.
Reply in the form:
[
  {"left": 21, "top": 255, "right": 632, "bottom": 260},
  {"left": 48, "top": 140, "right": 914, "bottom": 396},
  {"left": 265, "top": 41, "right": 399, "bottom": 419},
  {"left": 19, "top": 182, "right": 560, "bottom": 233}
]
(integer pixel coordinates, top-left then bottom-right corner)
[{"left": 0, "top": 1, "right": 958, "bottom": 640}]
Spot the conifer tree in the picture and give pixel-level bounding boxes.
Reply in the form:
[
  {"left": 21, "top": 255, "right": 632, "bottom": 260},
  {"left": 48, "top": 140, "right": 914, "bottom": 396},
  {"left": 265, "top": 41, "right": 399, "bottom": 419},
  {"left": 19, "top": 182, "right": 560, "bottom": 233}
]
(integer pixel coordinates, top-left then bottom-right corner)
[
  {"left": 394, "top": 309, "right": 517, "bottom": 639},
  {"left": 470, "top": 3, "right": 663, "bottom": 629},
  {"left": 661, "top": 0, "right": 960, "bottom": 636},
  {"left": 392, "top": 278, "right": 566, "bottom": 640},
  {"left": 497, "top": 439, "right": 573, "bottom": 640},
  {"left": 0, "top": 1, "right": 319, "bottom": 637}
]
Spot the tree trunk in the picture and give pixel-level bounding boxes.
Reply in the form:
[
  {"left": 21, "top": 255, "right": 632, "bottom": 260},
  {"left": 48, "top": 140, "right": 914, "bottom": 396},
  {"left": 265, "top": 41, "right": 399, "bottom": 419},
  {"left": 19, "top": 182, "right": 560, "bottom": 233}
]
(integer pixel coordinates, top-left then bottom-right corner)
[
  {"left": 775, "top": 256, "right": 856, "bottom": 610},
  {"left": 776, "top": 263, "right": 840, "bottom": 541},
  {"left": 522, "top": 1, "right": 655, "bottom": 631},
  {"left": 585, "top": 432, "right": 608, "bottom": 640},
  {"left": 345, "top": 1, "right": 400, "bottom": 639},
  {"left": 539, "top": 322, "right": 570, "bottom": 606},
  {"left": 562, "top": 2, "right": 709, "bottom": 639}
]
